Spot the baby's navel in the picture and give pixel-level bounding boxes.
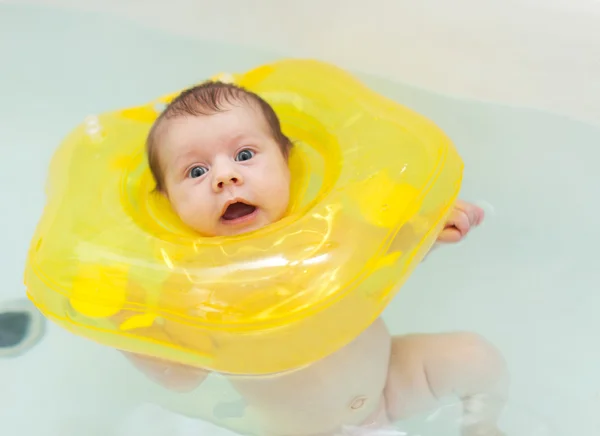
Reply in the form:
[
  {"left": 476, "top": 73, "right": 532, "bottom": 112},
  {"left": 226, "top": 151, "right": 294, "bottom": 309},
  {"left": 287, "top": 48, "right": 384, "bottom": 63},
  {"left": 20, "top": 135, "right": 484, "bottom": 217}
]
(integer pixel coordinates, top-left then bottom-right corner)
[{"left": 349, "top": 395, "right": 368, "bottom": 410}]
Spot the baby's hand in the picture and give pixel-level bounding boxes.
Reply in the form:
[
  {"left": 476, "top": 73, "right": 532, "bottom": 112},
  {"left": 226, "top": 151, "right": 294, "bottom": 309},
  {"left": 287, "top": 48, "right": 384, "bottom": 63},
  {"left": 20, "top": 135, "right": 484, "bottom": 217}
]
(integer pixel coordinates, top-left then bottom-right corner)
[{"left": 437, "top": 200, "right": 485, "bottom": 244}]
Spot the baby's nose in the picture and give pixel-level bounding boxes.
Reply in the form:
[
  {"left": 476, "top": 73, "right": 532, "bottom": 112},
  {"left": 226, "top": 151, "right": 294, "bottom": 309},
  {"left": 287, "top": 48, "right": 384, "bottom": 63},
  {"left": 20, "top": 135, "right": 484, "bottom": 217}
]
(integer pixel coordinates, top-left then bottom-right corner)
[
  {"left": 217, "top": 176, "right": 239, "bottom": 188},
  {"left": 212, "top": 166, "right": 243, "bottom": 191}
]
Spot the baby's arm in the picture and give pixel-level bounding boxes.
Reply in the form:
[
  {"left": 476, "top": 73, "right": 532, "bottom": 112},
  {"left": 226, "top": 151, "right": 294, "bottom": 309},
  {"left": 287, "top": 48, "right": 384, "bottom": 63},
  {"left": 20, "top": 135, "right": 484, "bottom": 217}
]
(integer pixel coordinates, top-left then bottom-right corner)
[
  {"left": 384, "top": 332, "right": 508, "bottom": 436},
  {"left": 121, "top": 351, "right": 210, "bottom": 392},
  {"left": 389, "top": 200, "right": 484, "bottom": 256},
  {"left": 110, "top": 311, "right": 210, "bottom": 392}
]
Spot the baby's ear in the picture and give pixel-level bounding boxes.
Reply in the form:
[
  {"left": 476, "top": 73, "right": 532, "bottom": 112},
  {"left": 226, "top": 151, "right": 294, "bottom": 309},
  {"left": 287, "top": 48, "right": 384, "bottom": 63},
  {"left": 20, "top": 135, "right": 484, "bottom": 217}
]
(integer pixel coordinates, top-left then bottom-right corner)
[
  {"left": 152, "top": 186, "right": 168, "bottom": 199},
  {"left": 285, "top": 139, "right": 295, "bottom": 155}
]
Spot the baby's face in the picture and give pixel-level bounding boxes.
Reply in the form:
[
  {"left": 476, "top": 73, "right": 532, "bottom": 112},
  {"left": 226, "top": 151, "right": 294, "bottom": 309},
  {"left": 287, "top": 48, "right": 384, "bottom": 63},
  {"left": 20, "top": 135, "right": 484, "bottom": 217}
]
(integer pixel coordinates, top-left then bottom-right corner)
[{"left": 158, "top": 103, "right": 291, "bottom": 236}]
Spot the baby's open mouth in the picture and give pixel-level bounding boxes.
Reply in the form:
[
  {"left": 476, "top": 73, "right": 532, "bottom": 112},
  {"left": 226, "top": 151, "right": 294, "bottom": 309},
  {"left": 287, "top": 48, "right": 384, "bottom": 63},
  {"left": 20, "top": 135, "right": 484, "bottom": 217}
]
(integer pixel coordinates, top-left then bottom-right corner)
[{"left": 221, "top": 201, "right": 257, "bottom": 221}]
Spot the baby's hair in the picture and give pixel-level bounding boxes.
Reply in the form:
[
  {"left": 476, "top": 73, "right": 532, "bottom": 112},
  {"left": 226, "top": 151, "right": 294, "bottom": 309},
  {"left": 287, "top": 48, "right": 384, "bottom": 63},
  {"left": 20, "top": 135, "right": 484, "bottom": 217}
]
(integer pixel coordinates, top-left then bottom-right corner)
[{"left": 146, "top": 81, "right": 292, "bottom": 192}]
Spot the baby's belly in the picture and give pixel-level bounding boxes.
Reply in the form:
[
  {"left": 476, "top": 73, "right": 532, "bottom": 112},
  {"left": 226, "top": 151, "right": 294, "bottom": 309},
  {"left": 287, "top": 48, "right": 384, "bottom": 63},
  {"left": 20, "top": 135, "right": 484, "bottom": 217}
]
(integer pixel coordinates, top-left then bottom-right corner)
[{"left": 228, "top": 318, "right": 392, "bottom": 436}]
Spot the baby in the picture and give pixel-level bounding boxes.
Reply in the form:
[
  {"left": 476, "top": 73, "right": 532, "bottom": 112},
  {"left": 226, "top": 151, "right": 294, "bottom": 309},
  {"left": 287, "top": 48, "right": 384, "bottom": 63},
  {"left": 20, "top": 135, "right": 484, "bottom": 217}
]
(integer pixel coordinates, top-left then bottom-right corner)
[{"left": 123, "top": 81, "right": 507, "bottom": 436}]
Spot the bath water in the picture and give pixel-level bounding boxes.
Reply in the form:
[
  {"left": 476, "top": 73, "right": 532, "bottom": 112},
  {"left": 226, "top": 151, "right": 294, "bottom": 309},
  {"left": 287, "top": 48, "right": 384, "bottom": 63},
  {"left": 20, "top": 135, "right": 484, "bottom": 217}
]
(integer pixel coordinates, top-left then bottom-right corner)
[{"left": 1, "top": 4, "right": 599, "bottom": 435}]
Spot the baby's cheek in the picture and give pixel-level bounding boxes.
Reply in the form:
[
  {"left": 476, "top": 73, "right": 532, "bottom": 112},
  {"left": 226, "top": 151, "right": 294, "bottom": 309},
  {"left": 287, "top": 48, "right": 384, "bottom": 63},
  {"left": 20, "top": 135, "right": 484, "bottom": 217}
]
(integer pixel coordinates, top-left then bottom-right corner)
[
  {"left": 271, "top": 184, "right": 291, "bottom": 219},
  {"left": 178, "top": 203, "right": 212, "bottom": 234}
]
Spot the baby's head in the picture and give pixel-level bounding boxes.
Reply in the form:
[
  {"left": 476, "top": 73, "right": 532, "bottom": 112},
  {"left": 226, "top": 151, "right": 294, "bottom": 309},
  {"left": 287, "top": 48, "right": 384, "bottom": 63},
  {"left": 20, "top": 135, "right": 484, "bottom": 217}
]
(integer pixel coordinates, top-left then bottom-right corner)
[{"left": 146, "top": 81, "right": 292, "bottom": 237}]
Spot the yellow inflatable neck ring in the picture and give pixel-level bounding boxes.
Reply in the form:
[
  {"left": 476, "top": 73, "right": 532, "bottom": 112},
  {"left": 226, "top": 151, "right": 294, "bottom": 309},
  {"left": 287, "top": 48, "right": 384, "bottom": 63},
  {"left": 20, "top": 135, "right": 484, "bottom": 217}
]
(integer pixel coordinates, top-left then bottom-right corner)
[{"left": 24, "top": 59, "right": 463, "bottom": 374}]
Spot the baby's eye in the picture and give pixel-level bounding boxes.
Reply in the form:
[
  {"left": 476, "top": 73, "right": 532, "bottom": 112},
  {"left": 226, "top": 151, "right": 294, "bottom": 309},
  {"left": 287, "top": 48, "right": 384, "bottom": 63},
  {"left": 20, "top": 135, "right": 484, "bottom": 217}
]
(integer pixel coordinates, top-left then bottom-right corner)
[
  {"left": 235, "top": 149, "right": 255, "bottom": 162},
  {"left": 188, "top": 165, "right": 208, "bottom": 178}
]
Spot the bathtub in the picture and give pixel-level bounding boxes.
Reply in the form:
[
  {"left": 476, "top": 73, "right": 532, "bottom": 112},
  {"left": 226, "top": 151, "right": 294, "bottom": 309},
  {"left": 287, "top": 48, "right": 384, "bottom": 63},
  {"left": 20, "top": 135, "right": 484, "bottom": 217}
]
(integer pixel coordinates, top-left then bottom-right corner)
[{"left": 1, "top": 1, "right": 598, "bottom": 435}]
